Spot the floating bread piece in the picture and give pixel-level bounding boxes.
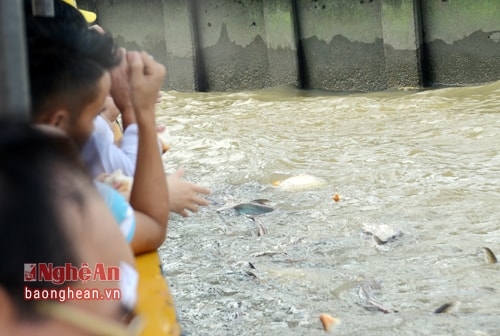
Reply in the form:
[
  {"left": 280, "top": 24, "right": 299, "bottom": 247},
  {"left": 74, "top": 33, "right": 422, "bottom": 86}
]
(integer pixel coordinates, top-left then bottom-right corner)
[
  {"left": 156, "top": 126, "right": 172, "bottom": 154},
  {"left": 332, "top": 193, "right": 341, "bottom": 202},
  {"left": 159, "top": 137, "right": 170, "bottom": 153},
  {"left": 319, "top": 313, "right": 341, "bottom": 332}
]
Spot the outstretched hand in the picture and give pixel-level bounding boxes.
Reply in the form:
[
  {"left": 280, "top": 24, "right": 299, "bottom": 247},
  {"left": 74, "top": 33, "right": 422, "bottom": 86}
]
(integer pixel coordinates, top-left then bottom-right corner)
[{"left": 167, "top": 168, "right": 211, "bottom": 217}]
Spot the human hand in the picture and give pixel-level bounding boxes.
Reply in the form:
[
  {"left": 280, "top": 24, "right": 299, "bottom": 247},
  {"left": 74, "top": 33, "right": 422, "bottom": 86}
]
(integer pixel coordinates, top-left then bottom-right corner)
[
  {"left": 167, "top": 167, "right": 211, "bottom": 217},
  {"left": 109, "top": 48, "right": 136, "bottom": 127},
  {"left": 127, "top": 51, "right": 166, "bottom": 123}
]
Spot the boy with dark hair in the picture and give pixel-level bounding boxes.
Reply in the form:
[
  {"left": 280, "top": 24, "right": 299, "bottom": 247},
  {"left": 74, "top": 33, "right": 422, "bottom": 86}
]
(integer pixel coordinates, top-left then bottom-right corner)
[{"left": 25, "top": 0, "right": 119, "bottom": 147}]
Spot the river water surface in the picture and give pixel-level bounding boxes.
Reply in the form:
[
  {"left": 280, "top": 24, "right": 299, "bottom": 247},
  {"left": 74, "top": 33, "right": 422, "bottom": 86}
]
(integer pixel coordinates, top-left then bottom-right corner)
[{"left": 157, "top": 81, "right": 500, "bottom": 335}]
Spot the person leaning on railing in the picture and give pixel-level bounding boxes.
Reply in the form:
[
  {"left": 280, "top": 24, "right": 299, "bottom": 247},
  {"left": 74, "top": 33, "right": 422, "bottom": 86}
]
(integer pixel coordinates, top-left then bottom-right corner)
[{"left": 24, "top": 0, "right": 169, "bottom": 255}]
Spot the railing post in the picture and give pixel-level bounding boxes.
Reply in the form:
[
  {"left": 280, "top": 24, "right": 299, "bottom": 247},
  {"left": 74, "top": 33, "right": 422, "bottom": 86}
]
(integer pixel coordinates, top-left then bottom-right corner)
[{"left": 0, "top": 1, "right": 31, "bottom": 120}]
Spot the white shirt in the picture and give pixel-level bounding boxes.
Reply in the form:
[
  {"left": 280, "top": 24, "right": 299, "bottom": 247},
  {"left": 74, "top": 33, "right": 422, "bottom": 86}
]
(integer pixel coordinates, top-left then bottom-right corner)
[{"left": 81, "top": 115, "right": 139, "bottom": 178}]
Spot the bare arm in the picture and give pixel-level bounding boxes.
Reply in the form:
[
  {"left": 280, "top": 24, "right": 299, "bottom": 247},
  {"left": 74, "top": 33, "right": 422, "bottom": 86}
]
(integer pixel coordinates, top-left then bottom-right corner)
[
  {"left": 109, "top": 50, "right": 211, "bottom": 219},
  {"left": 127, "top": 51, "right": 169, "bottom": 254},
  {"left": 130, "top": 211, "right": 165, "bottom": 254}
]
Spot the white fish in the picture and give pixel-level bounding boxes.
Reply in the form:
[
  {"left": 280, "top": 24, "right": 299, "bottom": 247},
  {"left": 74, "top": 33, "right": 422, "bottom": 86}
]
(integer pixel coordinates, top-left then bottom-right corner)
[
  {"left": 273, "top": 174, "right": 327, "bottom": 191},
  {"left": 362, "top": 223, "right": 403, "bottom": 244}
]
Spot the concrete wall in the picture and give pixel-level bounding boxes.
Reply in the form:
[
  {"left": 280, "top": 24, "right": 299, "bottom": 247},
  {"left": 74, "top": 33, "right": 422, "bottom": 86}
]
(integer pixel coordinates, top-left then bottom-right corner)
[
  {"left": 84, "top": 0, "right": 500, "bottom": 92},
  {"left": 381, "top": 0, "right": 423, "bottom": 89},
  {"left": 191, "top": 0, "right": 298, "bottom": 91},
  {"left": 162, "top": 0, "right": 198, "bottom": 91},
  {"left": 420, "top": 0, "right": 500, "bottom": 86},
  {"left": 295, "top": 0, "right": 387, "bottom": 91}
]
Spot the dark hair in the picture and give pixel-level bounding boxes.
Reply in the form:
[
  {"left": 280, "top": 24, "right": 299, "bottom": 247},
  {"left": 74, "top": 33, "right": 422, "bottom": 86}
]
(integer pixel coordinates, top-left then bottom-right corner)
[
  {"left": 24, "top": 0, "right": 89, "bottom": 30},
  {"left": 24, "top": 0, "right": 120, "bottom": 121},
  {"left": 0, "top": 120, "right": 91, "bottom": 319}
]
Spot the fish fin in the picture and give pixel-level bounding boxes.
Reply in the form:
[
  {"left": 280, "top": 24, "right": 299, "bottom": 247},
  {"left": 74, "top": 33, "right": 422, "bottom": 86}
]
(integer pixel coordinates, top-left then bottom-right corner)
[
  {"left": 252, "top": 199, "right": 271, "bottom": 204},
  {"left": 483, "top": 247, "right": 497, "bottom": 264},
  {"left": 434, "top": 301, "right": 460, "bottom": 314}
]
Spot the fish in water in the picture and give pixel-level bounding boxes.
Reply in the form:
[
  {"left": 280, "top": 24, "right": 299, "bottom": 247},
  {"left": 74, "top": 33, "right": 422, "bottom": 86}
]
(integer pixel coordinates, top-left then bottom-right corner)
[
  {"left": 273, "top": 174, "right": 327, "bottom": 191},
  {"left": 362, "top": 223, "right": 403, "bottom": 244},
  {"left": 358, "top": 280, "right": 395, "bottom": 314},
  {"left": 248, "top": 216, "right": 268, "bottom": 236},
  {"left": 217, "top": 199, "right": 275, "bottom": 216},
  {"left": 233, "top": 199, "right": 275, "bottom": 216},
  {"left": 483, "top": 247, "right": 497, "bottom": 264},
  {"left": 217, "top": 199, "right": 274, "bottom": 235},
  {"left": 433, "top": 301, "right": 460, "bottom": 314}
]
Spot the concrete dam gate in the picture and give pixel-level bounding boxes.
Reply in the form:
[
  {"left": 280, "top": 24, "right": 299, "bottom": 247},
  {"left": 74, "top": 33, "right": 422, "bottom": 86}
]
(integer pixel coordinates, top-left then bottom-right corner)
[{"left": 81, "top": 0, "right": 499, "bottom": 93}]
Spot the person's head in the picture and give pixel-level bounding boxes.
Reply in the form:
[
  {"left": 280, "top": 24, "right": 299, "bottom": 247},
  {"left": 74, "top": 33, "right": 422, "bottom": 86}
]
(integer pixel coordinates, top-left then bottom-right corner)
[
  {"left": 24, "top": 0, "right": 120, "bottom": 148},
  {"left": 0, "top": 121, "right": 136, "bottom": 335}
]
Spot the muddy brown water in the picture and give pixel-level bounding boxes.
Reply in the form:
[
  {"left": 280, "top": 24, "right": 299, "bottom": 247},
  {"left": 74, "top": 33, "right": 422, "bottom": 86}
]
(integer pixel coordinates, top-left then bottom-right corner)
[{"left": 157, "top": 81, "right": 500, "bottom": 335}]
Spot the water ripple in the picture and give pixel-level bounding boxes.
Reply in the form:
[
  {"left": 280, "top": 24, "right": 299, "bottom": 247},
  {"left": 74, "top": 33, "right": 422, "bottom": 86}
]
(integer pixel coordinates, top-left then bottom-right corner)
[{"left": 158, "top": 81, "right": 500, "bottom": 335}]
